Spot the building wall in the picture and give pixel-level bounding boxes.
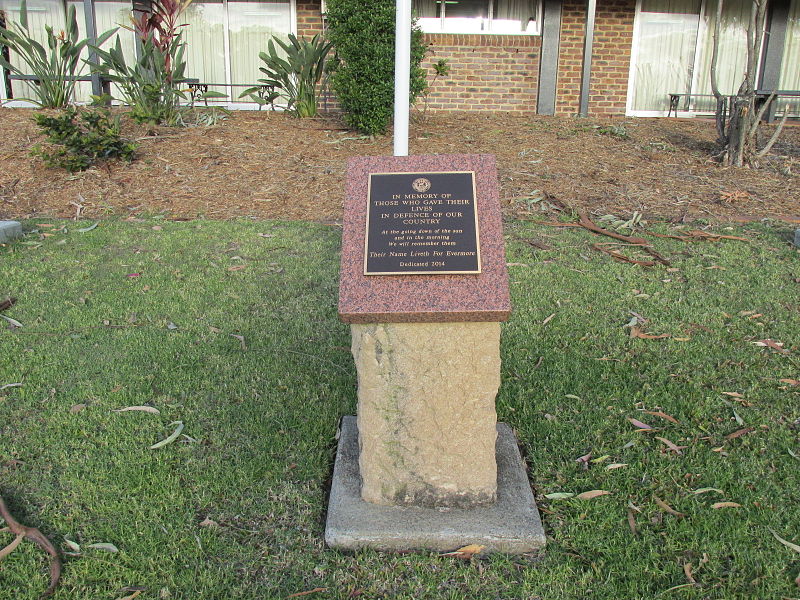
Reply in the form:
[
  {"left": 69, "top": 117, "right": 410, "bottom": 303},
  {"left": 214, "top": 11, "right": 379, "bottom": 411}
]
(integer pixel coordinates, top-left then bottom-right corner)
[
  {"left": 422, "top": 34, "right": 541, "bottom": 112},
  {"left": 298, "top": 0, "right": 635, "bottom": 117},
  {"left": 296, "top": 1, "right": 325, "bottom": 38},
  {"left": 556, "top": 0, "right": 635, "bottom": 116}
]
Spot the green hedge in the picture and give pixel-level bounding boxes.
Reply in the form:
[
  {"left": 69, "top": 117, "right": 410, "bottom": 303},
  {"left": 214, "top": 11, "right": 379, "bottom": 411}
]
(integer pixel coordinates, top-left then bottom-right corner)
[{"left": 325, "top": 0, "right": 427, "bottom": 136}]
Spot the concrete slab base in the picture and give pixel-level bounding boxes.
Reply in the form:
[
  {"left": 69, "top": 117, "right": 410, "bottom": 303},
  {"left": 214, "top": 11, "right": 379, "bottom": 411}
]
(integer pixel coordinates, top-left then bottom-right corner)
[
  {"left": 325, "top": 416, "right": 546, "bottom": 554},
  {"left": 0, "top": 221, "right": 22, "bottom": 244}
]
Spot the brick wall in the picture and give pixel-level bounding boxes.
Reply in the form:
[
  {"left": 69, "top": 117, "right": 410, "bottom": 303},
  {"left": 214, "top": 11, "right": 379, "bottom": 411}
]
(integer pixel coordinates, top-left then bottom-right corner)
[
  {"left": 422, "top": 34, "right": 541, "bottom": 113},
  {"left": 556, "top": 0, "right": 635, "bottom": 116},
  {"left": 296, "top": 1, "right": 325, "bottom": 38}
]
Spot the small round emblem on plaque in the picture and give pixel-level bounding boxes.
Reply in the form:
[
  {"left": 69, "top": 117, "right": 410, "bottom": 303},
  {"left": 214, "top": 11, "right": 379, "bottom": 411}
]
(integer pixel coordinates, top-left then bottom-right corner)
[{"left": 412, "top": 177, "right": 431, "bottom": 193}]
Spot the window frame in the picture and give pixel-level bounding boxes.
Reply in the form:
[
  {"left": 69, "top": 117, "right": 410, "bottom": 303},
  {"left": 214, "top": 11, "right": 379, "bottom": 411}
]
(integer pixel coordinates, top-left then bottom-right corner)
[{"left": 415, "top": 0, "right": 543, "bottom": 36}]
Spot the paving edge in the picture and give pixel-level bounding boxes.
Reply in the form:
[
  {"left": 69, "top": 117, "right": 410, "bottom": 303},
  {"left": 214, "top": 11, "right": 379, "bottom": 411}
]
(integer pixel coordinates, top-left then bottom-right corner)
[{"left": 325, "top": 416, "right": 546, "bottom": 554}]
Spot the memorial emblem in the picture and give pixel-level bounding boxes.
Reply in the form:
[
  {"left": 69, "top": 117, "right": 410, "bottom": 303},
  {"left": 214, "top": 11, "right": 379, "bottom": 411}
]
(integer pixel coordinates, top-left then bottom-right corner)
[{"left": 412, "top": 177, "right": 431, "bottom": 193}]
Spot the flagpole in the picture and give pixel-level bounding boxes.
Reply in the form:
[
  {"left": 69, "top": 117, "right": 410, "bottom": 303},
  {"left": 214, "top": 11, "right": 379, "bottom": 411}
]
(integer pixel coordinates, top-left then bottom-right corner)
[{"left": 393, "top": 0, "right": 411, "bottom": 157}]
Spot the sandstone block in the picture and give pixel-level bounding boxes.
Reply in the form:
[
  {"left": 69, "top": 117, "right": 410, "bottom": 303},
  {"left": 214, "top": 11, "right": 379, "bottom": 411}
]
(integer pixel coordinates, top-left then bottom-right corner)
[{"left": 351, "top": 322, "right": 500, "bottom": 508}]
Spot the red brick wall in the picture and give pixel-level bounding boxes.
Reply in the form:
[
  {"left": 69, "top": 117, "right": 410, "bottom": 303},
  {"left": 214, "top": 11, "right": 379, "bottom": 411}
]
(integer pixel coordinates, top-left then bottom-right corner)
[
  {"left": 422, "top": 34, "right": 540, "bottom": 112},
  {"left": 296, "top": 1, "right": 325, "bottom": 38},
  {"left": 556, "top": 0, "right": 635, "bottom": 116}
]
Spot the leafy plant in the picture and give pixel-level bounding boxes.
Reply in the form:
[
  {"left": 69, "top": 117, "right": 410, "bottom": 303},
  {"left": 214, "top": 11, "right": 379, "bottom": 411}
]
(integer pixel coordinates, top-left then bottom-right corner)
[
  {"left": 239, "top": 33, "right": 332, "bottom": 118},
  {"left": 325, "top": 0, "right": 427, "bottom": 135},
  {"left": 0, "top": 0, "right": 112, "bottom": 107},
  {"left": 419, "top": 58, "right": 449, "bottom": 118},
  {"left": 595, "top": 124, "right": 630, "bottom": 140},
  {"left": 30, "top": 106, "right": 137, "bottom": 172},
  {"left": 91, "top": 0, "right": 195, "bottom": 125}
]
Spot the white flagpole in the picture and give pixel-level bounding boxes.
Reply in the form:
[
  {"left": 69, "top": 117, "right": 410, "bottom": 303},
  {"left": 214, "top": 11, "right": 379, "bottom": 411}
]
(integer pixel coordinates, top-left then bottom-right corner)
[{"left": 393, "top": 0, "right": 412, "bottom": 157}]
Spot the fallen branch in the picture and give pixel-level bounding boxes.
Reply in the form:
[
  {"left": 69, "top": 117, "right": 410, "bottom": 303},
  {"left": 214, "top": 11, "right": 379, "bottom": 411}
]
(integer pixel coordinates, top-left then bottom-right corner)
[
  {"left": 591, "top": 244, "right": 657, "bottom": 267},
  {"left": 579, "top": 211, "right": 650, "bottom": 245},
  {"left": 0, "top": 495, "right": 61, "bottom": 598}
]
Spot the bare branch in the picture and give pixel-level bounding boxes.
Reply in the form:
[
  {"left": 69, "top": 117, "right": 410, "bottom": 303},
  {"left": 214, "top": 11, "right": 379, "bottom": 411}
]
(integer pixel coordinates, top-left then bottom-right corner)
[
  {"left": 756, "top": 104, "right": 791, "bottom": 158},
  {"left": 748, "top": 91, "right": 775, "bottom": 138}
]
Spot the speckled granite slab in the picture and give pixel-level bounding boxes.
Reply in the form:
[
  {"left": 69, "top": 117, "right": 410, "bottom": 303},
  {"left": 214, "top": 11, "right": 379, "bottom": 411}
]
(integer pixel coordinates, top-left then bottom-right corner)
[{"left": 338, "top": 154, "right": 511, "bottom": 323}]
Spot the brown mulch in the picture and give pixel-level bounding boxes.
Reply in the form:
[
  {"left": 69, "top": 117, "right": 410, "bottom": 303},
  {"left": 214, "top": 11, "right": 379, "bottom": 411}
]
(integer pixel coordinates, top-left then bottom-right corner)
[{"left": 1, "top": 109, "right": 798, "bottom": 223}]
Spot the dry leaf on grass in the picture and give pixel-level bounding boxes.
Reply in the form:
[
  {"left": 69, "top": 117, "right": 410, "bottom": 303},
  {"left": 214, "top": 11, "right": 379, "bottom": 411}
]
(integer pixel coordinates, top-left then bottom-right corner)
[
  {"left": 544, "top": 492, "right": 576, "bottom": 500},
  {"left": 725, "top": 427, "right": 754, "bottom": 440},
  {"left": 228, "top": 265, "right": 248, "bottom": 271},
  {"left": 653, "top": 496, "right": 685, "bottom": 518},
  {"left": 644, "top": 410, "right": 679, "bottom": 423},
  {"left": 115, "top": 591, "right": 142, "bottom": 600},
  {"left": 199, "top": 518, "right": 219, "bottom": 528},
  {"left": 683, "top": 562, "right": 697, "bottom": 585},
  {"left": 607, "top": 463, "right": 628, "bottom": 470},
  {"left": 692, "top": 488, "right": 724, "bottom": 495},
  {"left": 630, "top": 326, "right": 670, "bottom": 340},
  {"left": 711, "top": 502, "right": 741, "bottom": 509},
  {"left": 150, "top": 421, "right": 184, "bottom": 449},
  {"left": 576, "top": 490, "right": 611, "bottom": 500},
  {"left": 752, "top": 339, "right": 790, "bottom": 353},
  {"left": 441, "top": 544, "right": 485, "bottom": 559},
  {"left": 70, "top": 404, "right": 86, "bottom": 413},
  {"left": 655, "top": 437, "right": 687, "bottom": 454},
  {"left": 779, "top": 378, "right": 800, "bottom": 386},
  {"left": 628, "top": 418, "right": 654, "bottom": 430},
  {"left": 112, "top": 406, "right": 160, "bottom": 414}
]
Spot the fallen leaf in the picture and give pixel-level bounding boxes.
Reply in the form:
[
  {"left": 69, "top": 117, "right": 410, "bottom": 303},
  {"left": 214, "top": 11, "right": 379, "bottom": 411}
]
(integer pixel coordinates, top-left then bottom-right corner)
[
  {"left": 230, "top": 334, "right": 247, "bottom": 350},
  {"left": 151, "top": 225, "right": 162, "bottom": 231},
  {"left": 112, "top": 406, "right": 160, "bottom": 415},
  {"left": 711, "top": 502, "right": 741, "bottom": 509},
  {"left": 228, "top": 265, "right": 247, "bottom": 271},
  {"left": 628, "top": 418, "right": 654, "bottom": 430},
  {"left": 544, "top": 492, "right": 575, "bottom": 500},
  {"left": 721, "top": 391, "right": 744, "bottom": 398},
  {"left": 70, "top": 404, "right": 86, "bottom": 414},
  {"left": 126, "top": 273, "right": 141, "bottom": 278},
  {"left": 769, "top": 528, "right": 800, "bottom": 554},
  {"left": 692, "top": 488, "right": 724, "bottom": 495},
  {"left": 150, "top": 421, "right": 184, "bottom": 449},
  {"left": 199, "top": 518, "right": 219, "bottom": 528},
  {"left": 644, "top": 410, "right": 679, "bottom": 424},
  {"left": 115, "top": 591, "right": 142, "bottom": 600},
  {"left": 0, "top": 314, "right": 23, "bottom": 328},
  {"left": 542, "top": 313, "right": 556, "bottom": 326},
  {"left": 166, "top": 322, "right": 178, "bottom": 330},
  {"left": 111, "top": 385, "right": 123, "bottom": 393},
  {"left": 63, "top": 538, "right": 81, "bottom": 552},
  {"left": 607, "top": 463, "right": 628, "bottom": 470},
  {"left": 209, "top": 326, "right": 222, "bottom": 334},
  {"left": 653, "top": 495, "right": 685, "bottom": 517},
  {"left": 441, "top": 544, "right": 485, "bottom": 559},
  {"left": 725, "top": 427, "right": 754, "bottom": 440},
  {"left": 655, "top": 437, "right": 687, "bottom": 454},
  {"left": 87, "top": 542, "right": 118, "bottom": 553},
  {"left": 683, "top": 562, "right": 697, "bottom": 585},
  {"left": 752, "top": 339, "right": 789, "bottom": 354},
  {"left": 564, "top": 394, "right": 582, "bottom": 401},
  {"left": 779, "top": 379, "right": 799, "bottom": 386},
  {"left": 0, "top": 383, "right": 22, "bottom": 391},
  {"left": 630, "top": 326, "right": 669, "bottom": 340},
  {"left": 576, "top": 490, "right": 611, "bottom": 500},
  {"left": 77, "top": 222, "right": 99, "bottom": 233},
  {"left": 627, "top": 508, "right": 637, "bottom": 535}
]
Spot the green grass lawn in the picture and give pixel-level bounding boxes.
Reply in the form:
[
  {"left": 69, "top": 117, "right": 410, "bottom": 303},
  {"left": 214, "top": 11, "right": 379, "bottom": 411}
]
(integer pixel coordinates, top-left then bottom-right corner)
[{"left": 1, "top": 217, "right": 798, "bottom": 600}]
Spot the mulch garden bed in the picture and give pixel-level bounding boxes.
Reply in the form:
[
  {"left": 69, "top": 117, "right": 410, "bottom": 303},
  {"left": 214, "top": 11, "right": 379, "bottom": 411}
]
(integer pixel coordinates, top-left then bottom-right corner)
[{"left": 1, "top": 108, "right": 798, "bottom": 223}]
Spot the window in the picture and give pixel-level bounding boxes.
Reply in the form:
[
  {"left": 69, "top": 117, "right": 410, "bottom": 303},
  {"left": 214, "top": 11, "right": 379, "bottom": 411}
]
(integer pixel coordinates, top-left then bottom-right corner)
[{"left": 414, "top": 0, "right": 540, "bottom": 35}]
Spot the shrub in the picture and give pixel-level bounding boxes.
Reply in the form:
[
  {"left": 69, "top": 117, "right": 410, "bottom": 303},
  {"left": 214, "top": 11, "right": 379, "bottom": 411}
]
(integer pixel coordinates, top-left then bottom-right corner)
[
  {"left": 240, "top": 33, "right": 332, "bottom": 117},
  {"left": 325, "top": 0, "right": 427, "bottom": 136},
  {"left": 0, "top": 0, "right": 112, "bottom": 108},
  {"left": 31, "top": 106, "right": 137, "bottom": 172},
  {"left": 90, "top": 0, "right": 215, "bottom": 125}
]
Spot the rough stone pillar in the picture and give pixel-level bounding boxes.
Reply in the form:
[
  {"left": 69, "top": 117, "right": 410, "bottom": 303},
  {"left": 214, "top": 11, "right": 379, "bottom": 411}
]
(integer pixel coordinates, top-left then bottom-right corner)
[{"left": 351, "top": 322, "right": 500, "bottom": 508}]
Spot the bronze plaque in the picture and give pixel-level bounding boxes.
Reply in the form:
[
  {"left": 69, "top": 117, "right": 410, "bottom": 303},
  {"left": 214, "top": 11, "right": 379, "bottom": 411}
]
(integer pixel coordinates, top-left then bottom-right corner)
[{"left": 364, "top": 171, "right": 481, "bottom": 275}]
